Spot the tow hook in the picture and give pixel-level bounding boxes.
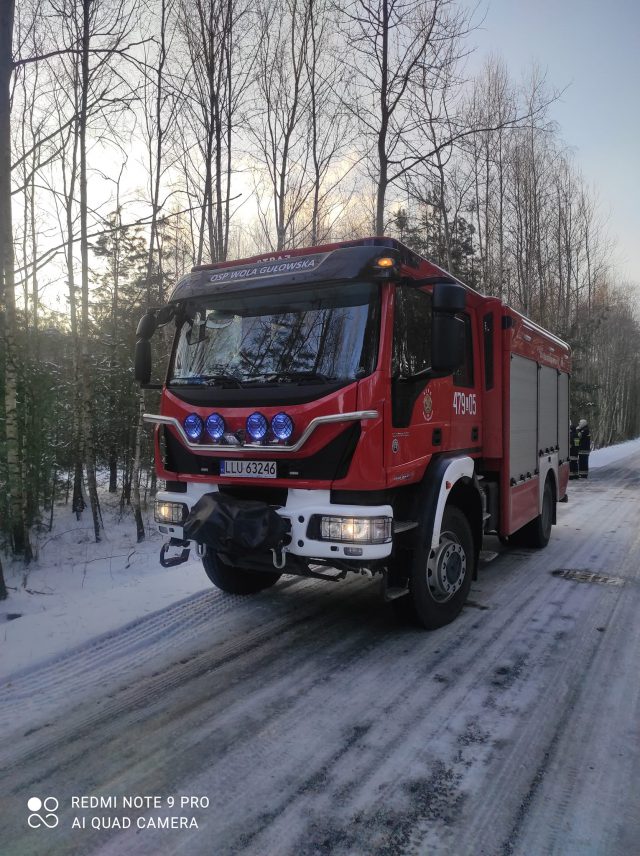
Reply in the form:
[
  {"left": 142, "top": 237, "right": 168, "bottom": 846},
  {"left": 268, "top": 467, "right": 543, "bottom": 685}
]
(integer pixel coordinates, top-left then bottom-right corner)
[
  {"left": 159, "top": 538, "right": 191, "bottom": 568},
  {"left": 271, "top": 546, "right": 287, "bottom": 570}
]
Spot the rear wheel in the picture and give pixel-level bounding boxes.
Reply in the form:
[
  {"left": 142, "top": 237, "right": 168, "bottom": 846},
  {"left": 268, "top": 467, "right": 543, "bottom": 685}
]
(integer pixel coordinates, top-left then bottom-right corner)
[
  {"left": 511, "top": 478, "right": 553, "bottom": 548},
  {"left": 202, "top": 551, "right": 281, "bottom": 595},
  {"left": 395, "top": 505, "right": 475, "bottom": 630}
]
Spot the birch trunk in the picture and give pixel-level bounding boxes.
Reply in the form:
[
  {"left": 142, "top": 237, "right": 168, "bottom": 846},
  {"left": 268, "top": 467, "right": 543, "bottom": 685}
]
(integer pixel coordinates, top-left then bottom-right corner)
[
  {"left": 0, "top": 0, "right": 31, "bottom": 558},
  {"left": 79, "top": 0, "right": 101, "bottom": 541},
  {"left": 131, "top": 395, "right": 146, "bottom": 542}
]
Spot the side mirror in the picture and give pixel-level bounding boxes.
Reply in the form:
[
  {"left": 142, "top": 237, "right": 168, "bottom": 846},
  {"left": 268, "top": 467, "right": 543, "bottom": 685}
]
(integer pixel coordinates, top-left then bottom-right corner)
[
  {"left": 432, "top": 282, "right": 466, "bottom": 313},
  {"left": 429, "top": 282, "right": 466, "bottom": 375},
  {"left": 432, "top": 314, "right": 465, "bottom": 374},
  {"left": 156, "top": 305, "right": 175, "bottom": 325},
  {"left": 136, "top": 311, "right": 157, "bottom": 340},
  {"left": 134, "top": 338, "right": 152, "bottom": 385}
]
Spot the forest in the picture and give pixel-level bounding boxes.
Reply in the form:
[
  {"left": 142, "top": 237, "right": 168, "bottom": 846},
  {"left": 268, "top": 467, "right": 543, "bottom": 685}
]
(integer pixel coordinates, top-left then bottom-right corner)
[{"left": 1, "top": 0, "right": 639, "bottom": 574}]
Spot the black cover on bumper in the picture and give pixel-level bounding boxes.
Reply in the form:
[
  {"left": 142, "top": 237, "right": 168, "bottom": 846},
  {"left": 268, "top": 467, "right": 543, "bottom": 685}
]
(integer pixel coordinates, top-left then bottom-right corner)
[{"left": 183, "top": 493, "right": 290, "bottom": 551}]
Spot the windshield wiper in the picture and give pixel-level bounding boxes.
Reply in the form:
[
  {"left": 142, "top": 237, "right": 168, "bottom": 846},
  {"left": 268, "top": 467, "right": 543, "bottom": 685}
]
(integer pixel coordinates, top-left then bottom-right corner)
[
  {"left": 253, "top": 370, "right": 338, "bottom": 385},
  {"left": 171, "top": 373, "right": 245, "bottom": 388}
]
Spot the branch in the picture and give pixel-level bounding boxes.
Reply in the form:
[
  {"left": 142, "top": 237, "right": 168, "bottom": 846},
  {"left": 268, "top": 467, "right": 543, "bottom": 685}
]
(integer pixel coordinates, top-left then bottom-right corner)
[
  {"left": 12, "top": 39, "right": 153, "bottom": 69},
  {"left": 14, "top": 197, "right": 241, "bottom": 282}
]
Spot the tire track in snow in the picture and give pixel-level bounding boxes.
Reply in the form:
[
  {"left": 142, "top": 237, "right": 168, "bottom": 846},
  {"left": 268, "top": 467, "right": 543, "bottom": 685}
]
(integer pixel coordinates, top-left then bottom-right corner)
[
  {"left": 60, "top": 553, "right": 601, "bottom": 856},
  {"left": 0, "top": 577, "right": 306, "bottom": 732},
  {"left": 85, "top": 464, "right": 640, "bottom": 856},
  {"left": 233, "top": 569, "right": 611, "bottom": 856}
]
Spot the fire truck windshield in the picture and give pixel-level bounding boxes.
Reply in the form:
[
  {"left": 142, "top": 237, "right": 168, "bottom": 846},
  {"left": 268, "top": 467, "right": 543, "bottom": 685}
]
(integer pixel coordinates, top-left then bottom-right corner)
[{"left": 168, "top": 282, "right": 380, "bottom": 387}]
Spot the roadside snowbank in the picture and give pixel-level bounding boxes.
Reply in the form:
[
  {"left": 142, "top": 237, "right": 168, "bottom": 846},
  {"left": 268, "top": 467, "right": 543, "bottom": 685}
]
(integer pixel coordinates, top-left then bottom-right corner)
[
  {"left": 589, "top": 436, "right": 640, "bottom": 468},
  {"left": 1, "top": 494, "right": 207, "bottom": 679}
]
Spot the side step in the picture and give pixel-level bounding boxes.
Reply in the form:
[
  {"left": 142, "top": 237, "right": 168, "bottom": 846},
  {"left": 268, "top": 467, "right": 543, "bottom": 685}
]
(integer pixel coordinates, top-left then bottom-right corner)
[{"left": 384, "top": 585, "right": 410, "bottom": 601}]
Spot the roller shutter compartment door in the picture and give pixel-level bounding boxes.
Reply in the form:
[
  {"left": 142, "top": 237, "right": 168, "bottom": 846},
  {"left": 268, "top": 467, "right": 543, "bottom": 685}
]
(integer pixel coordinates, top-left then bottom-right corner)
[
  {"left": 538, "top": 365, "right": 558, "bottom": 454},
  {"left": 557, "top": 372, "right": 570, "bottom": 462},
  {"left": 510, "top": 355, "right": 538, "bottom": 482}
]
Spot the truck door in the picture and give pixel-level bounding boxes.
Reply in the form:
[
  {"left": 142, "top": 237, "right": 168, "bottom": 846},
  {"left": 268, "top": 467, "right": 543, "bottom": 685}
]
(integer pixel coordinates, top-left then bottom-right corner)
[
  {"left": 449, "top": 311, "right": 482, "bottom": 452},
  {"left": 386, "top": 284, "right": 446, "bottom": 481}
]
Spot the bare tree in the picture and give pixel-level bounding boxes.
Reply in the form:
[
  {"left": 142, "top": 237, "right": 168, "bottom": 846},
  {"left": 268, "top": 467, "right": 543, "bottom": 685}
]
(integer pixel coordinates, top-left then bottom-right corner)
[
  {"left": 131, "top": 0, "right": 181, "bottom": 542},
  {"left": 249, "top": 0, "right": 315, "bottom": 250},
  {"left": 0, "top": 0, "right": 33, "bottom": 558},
  {"left": 462, "top": 57, "right": 517, "bottom": 297},
  {"left": 48, "top": 0, "right": 143, "bottom": 541},
  {"left": 303, "top": 0, "right": 357, "bottom": 245},
  {"left": 179, "top": 0, "right": 249, "bottom": 263},
  {"left": 343, "top": 0, "right": 473, "bottom": 233}
]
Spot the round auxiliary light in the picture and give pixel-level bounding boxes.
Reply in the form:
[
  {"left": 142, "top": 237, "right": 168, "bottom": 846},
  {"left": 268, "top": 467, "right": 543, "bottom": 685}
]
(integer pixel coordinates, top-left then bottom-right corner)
[
  {"left": 271, "top": 412, "right": 294, "bottom": 441},
  {"left": 246, "top": 411, "right": 268, "bottom": 441},
  {"left": 376, "top": 256, "right": 395, "bottom": 268},
  {"left": 206, "top": 412, "right": 225, "bottom": 441},
  {"left": 183, "top": 413, "right": 204, "bottom": 440}
]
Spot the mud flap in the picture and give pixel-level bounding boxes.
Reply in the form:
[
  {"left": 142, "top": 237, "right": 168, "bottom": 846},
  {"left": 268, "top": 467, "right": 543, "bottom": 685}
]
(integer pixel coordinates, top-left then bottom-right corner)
[{"left": 183, "top": 493, "right": 290, "bottom": 552}]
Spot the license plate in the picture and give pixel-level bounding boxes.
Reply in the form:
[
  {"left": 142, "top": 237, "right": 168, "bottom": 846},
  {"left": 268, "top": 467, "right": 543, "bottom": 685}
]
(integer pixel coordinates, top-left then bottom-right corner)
[{"left": 220, "top": 460, "right": 277, "bottom": 479}]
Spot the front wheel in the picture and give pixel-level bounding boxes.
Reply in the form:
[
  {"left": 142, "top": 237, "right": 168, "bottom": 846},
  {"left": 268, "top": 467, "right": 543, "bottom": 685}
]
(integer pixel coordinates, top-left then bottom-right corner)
[
  {"left": 396, "top": 505, "right": 475, "bottom": 630},
  {"left": 202, "top": 551, "right": 281, "bottom": 595}
]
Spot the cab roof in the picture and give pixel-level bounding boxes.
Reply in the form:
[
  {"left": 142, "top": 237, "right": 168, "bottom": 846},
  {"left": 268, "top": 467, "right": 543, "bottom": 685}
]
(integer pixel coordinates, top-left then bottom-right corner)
[{"left": 168, "top": 237, "right": 461, "bottom": 303}]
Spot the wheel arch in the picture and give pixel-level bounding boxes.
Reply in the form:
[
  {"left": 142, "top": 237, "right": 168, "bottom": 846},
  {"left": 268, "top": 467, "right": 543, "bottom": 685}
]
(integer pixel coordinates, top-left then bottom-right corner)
[
  {"left": 547, "top": 469, "right": 558, "bottom": 524},
  {"left": 393, "top": 456, "right": 481, "bottom": 629},
  {"left": 539, "top": 454, "right": 559, "bottom": 525},
  {"left": 412, "top": 455, "right": 482, "bottom": 571}
]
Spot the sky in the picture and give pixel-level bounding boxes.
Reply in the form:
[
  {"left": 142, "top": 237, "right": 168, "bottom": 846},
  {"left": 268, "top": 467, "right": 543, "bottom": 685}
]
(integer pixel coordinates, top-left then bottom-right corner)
[{"left": 471, "top": 0, "right": 640, "bottom": 284}]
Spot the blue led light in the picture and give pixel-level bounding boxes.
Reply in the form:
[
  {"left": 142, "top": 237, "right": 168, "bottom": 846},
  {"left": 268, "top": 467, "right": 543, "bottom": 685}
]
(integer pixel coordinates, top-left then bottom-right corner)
[
  {"left": 183, "top": 413, "right": 203, "bottom": 440},
  {"left": 246, "top": 411, "right": 268, "bottom": 440},
  {"left": 206, "top": 413, "right": 225, "bottom": 440},
  {"left": 271, "top": 412, "right": 294, "bottom": 440}
]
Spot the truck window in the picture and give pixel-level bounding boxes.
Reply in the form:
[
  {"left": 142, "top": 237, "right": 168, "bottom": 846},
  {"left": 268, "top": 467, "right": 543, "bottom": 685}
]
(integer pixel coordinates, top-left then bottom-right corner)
[
  {"left": 392, "top": 285, "right": 432, "bottom": 377},
  {"left": 453, "top": 314, "right": 474, "bottom": 388},
  {"left": 169, "top": 282, "right": 380, "bottom": 386}
]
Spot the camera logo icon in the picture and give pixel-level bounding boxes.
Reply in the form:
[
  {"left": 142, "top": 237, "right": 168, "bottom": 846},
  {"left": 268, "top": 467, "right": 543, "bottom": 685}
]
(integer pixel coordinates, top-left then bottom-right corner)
[{"left": 27, "top": 796, "right": 59, "bottom": 829}]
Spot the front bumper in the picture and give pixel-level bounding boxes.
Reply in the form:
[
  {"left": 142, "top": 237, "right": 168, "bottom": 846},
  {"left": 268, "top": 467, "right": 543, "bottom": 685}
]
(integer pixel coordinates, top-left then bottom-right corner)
[{"left": 155, "top": 486, "right": 393, "bottom": 562}]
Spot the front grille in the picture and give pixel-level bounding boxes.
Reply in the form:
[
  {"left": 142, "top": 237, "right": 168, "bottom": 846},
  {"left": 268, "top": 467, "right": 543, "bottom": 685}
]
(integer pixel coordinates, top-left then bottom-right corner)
[{"left": 161, "top": 423, "right": 360, "bottom": 482}]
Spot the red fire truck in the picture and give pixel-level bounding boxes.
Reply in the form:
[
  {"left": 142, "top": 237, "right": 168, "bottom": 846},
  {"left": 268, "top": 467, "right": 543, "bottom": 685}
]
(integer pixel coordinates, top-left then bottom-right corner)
[{"left": 135, "top": 237, "right": 570, "bottom": 629}]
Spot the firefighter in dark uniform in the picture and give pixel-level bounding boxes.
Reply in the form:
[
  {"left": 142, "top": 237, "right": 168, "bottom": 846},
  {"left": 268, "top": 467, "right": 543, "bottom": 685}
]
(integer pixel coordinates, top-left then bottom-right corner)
[
  {"left": 569, "top": 421, "right": 579, "bottom": 479},
  {"left": 577, "top": 418, "right": 591, "bottom": 479}
]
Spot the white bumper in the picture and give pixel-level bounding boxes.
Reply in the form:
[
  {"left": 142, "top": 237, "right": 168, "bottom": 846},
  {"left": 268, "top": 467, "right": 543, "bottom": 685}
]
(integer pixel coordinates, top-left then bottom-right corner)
[{"left": 155, "top": 486, "right": 393, "bottom": 562}]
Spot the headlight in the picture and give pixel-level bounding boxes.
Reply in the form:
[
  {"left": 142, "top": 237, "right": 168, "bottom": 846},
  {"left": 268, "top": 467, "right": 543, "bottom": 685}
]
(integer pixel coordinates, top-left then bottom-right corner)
[
  {"left": 184, "top": 413, "right": 203, "bottom": 440},
  {"left": 154, "top": 501, "right": 188, "bottom": 524},
  {"left": 206, "top": 413, "right": 225, "bottom": 440},
  {"left": 246, "top": 411, "right": 268, "bottom": 440},
  {"left": 315, "top": 515, "right": 392, "bottom": 544},
  {"left": 271, "top": 412, "right": 294, "bottom": 440}
]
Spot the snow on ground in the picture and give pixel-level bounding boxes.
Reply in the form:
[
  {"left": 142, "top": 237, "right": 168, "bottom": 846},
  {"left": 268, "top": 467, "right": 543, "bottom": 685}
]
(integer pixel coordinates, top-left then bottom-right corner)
[
  {"left": 589, "top": 435, "right": 640, "bottom": 468},
  {"left": 2, "top": 434, "right": 639, "bottom": 680},
  {"left": 0, "top": 490, "right": 208, "bottom": 679}
]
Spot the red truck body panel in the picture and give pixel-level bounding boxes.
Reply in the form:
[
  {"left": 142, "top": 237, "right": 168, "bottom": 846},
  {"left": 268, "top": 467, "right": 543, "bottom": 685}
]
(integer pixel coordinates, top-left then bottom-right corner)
[{"left": 150, "top": 236, "right": 571, "bottom": 543}]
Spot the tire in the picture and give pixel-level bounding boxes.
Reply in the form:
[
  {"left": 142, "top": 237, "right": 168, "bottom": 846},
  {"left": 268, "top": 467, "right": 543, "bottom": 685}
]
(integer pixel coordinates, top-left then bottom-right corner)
[
  {"left": 511, "top": 478, "right": 553, "bottom": 548},
  {"left": 202, "top": 551, "right": 281, "bottom": 595},
  {"left": 395, "top": 505, "right": 475, "bottom": 630}
]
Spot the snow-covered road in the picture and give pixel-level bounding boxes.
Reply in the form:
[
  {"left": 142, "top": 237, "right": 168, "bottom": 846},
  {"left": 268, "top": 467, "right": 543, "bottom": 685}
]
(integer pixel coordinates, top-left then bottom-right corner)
[{"left": 2, "top": 453, "right": 640, "bottom": 856}]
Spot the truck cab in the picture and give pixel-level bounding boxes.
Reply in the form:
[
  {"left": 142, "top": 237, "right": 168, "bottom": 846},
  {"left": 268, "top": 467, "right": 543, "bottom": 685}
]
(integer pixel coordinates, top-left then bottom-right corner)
[{"left": 137, "top": 237, "right": 570, "bottom": 629}]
